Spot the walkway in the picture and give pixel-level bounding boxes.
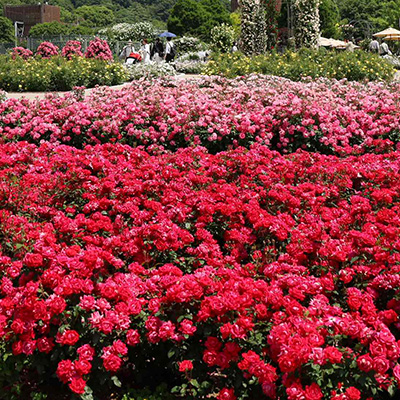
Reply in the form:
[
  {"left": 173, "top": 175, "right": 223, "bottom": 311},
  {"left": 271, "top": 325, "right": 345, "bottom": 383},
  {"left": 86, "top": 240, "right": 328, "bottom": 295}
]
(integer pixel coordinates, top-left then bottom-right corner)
[{"left": 5, "top": 75, "right": 203, "bottom": 101}]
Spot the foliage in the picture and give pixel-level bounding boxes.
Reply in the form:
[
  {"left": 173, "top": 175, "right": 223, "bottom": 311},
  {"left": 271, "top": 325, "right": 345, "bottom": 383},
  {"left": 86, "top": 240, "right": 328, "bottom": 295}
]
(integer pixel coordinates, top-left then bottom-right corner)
[
  {"left": 0, "top": 16, "right": 14, "bottom": 43},
  {"left": 29, "top": 21, "right": 69, "bottom": 37},
  {"left": 85, "top": 37, "right": 113, "bottom": 60},
  {"left": 35, "top": 41, "right": 59, "bottom": 58},
  {"left": 211, "top": 23, "right": 236, "bottom": 53},
  {"left": 204, "top": 49, "right": 395, "bottom": 82},
  {"left": 75, "top": 5, "right": 115, "bottom": 27},
  {"left": 167, "top": 0, "right": 230, "bottom": 39},
  {"left": 319, "top": 0, "right": 341, "bottom": 38},
  {"left": 0, "top": 55, "right": 127, "bottom": 91},
  {"left": 294, "top": 0, "right": 321, "bottom": 48}
]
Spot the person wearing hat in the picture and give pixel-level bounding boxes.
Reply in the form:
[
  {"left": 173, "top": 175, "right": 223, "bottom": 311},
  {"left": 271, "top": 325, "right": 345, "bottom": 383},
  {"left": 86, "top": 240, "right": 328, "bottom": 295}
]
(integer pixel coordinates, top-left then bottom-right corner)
[{"left": 119, "top": 40, "right": 135, "bottom": 62}]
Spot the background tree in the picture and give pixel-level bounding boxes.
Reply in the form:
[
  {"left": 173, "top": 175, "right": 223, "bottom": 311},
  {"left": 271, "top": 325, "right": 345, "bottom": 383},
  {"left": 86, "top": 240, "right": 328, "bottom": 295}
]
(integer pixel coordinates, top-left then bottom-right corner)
[
  {"left": 29, "top": 21, "right": 69, "bottom": 37},
  {"left": 319, "top": 0, "right": 340, "bottom": 38},
  {"left": 0, "top": 16, "right": 14, "bottom": 42},
  {"left": 75, "top": 5, "right": 115, "bottom": 27},
  {"left": 167, "top": 0, "right": 208, "bottom": 37}
]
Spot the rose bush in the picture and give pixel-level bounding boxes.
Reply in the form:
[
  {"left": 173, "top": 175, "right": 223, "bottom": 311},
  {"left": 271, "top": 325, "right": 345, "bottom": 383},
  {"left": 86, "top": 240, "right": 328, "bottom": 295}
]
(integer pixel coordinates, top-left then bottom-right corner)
[
  {"left": 0, "top": 142, "right": 400, "bottom": 399},
  {"left": 0, "top": 75, "right": 400, "bottom": 154},
  {"left": 62, "top": 40, "right": 84, "bottom": 60},
  {"left": 35, "top": 41, "right": 59, "bottom": 58},
  {"left": 85, "top": 37, "right": 113, "bottom": 61}
]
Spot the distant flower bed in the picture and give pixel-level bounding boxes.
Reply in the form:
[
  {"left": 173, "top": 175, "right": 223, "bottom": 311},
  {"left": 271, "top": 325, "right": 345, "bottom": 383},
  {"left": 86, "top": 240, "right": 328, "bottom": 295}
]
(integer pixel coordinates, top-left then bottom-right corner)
[
  {"left": 204, "top": 49, "right": 395, "bottom": 82},
  {"left": 1, "top": 75, "right": 400, "bottom": 154},
  {"left": 0, "top": 55, "right": 127, "bottom": 92}
]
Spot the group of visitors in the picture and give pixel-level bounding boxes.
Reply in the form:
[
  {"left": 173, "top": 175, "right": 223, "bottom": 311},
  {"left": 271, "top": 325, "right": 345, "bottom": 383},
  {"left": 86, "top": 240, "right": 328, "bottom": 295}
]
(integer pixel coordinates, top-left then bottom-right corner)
[
  {"left": 369, "top": 38, "right": 392, "bottom": 56},
  {"left": 119, "top": 37, "right": 175, "bottom": 65}
]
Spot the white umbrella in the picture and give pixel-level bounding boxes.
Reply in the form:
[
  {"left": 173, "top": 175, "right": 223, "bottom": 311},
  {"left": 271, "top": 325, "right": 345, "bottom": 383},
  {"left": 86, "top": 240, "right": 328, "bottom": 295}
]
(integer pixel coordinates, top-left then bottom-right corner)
[
  {"left": 373, "top": 28, "right": 400, "bottom": 38},
  {"left": 383, "top": 35, "right": 400, "bottom": 41}
]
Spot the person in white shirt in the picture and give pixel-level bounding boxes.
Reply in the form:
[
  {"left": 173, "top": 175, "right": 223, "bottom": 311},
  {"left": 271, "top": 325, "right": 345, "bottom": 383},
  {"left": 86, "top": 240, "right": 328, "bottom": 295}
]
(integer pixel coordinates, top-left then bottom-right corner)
[
  {"left": 140, "top": 39, "right": 151, "bottom": 64},
  {"left": 379, "top": 39, "right": 392, "bottom": 56},
  {"left": 369, "top": 38, "right": 379, "bottom": 53},
  {"left": 165, "top": 37, "right": 175, "bottom": 63}
]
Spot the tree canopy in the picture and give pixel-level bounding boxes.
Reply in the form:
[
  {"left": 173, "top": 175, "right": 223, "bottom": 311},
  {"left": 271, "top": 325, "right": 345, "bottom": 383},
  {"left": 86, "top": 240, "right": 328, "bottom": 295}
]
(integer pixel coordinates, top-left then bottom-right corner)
[{"left": 0, "top": 16, "right": 14, "bottom": 43}]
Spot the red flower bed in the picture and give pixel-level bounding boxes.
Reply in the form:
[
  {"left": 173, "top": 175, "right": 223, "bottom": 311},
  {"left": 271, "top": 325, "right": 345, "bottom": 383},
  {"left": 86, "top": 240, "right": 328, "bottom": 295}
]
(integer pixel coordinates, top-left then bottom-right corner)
[{"left": 0, "top": 142, "right": 400, "bottom": 399}]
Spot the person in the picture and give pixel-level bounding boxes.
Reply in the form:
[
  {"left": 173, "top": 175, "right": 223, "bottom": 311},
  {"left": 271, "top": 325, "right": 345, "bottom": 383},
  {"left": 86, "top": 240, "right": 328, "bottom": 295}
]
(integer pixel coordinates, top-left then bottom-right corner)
[
  {"left": 345, "top": 40, "right": 356, "bottom": 52},
  {"left": 165, "top": 37, "right": 175, "bottom": 63},
  {"left": 151, "top": 38, "right": 164, "bottom": 63},
  {"left": 119, "top": 40, "right": 135, "bottom": 62},
  {"left": 140, "top": 39, "right": 151, "bottom": 64},
  {"left": 369, "top": 38, "right": 379, "bottom": 53},
  {"left": 380, "top": 38, "right": 392, "bottom": 56}
]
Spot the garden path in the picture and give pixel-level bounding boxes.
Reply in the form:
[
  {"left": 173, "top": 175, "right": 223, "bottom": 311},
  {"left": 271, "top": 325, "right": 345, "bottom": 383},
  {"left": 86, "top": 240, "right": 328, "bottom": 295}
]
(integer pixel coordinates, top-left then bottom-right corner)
[{"left": 5, "top": 74, "right": 202, "bottom": 101}]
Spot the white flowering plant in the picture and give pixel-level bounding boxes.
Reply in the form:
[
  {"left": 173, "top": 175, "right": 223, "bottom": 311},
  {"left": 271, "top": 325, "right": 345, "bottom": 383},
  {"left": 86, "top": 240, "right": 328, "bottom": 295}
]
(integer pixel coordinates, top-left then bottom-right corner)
[
  {"left": 126, "top": 62, "right": 176, "bottom": 80},
  {"left": 100, "top": 22, "right": 156, "bottom": 44},
  {"left": 211, "top": 23, "right": 236, "bottom": 53},
  {"left": 293, "top": 0, "right": 321, "bottom": 48}
]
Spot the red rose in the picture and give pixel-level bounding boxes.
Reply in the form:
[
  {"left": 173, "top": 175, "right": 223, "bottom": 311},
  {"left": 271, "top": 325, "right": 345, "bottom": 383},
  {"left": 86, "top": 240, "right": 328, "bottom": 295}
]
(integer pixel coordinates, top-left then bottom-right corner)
[
  {"left": 180, "top": 319, "right": 197, "bottom": 335},
  {"left": 324, "top": 346, "right": 342, "bottom": 364},
  {"left": 77, "top": 344, "right": 95, "bottom": 361},
  {"left": 56, "top": 359, "right": 74, "bottom": 384},
  {"left": 69, "top": 377, "right": 86, "bottom": 394},
  {"left": 126, "top": 329, "right": 140, "bottom": 346},
  {"left": 393, "top": 364, "right": 400, "bottom": 386},
  {"left": 103, "top": 353, "right": 122, "bottom": 372},
  {"left": 23, "top": 253, "right": 43, "bottom": 268},
  {"left": 37, "top": 337, "right": 54, "bottom": 353},
  {"left": 112, "top": 339, "right": 128, "bottom": 355},
  {"left": 218, "top": 388, "right": 236, "bottom": 400},
  {"left": 74, "top": 359, "right": 92, "bottom": 375},
  {"left": 345, "top": 387, "right": 361, "bottom": 400},
  {"left": 373, "top": 356, "right": 389, "bottom": 374},
  {"left": 178, "top": 360, "right": 193, "bottom": 372},
  {"left": 357, "top": 354, "right": 373, "bottom": 372},
  {"left": 305, "top": 383, "right": 323, "bottom": 400},
  {"left": 203, "top": 350, "right": 218, "bottom": 366},
  {"left": 57, "top": 330, "right": 80, "bottom": 346}
]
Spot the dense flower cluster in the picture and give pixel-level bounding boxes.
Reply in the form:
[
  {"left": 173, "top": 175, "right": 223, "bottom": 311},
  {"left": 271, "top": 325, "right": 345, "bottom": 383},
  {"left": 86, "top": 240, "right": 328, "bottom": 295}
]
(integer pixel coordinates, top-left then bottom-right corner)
[
  {"left": 85, "top": 37, "right": 113, "bottom": 61},
  {"left": 100, "top": 22, "right": 156, "bottom": 43},
  {"left": 35, "top": 41, "right": 59, "bottom": 58},
  {"left": 61, "top": 40, "right": 84, "bottom": 60},
  {"left": 0, "top": 76, "right": 400, "bottom": 155},
  {"left": 1, "top": 142, "right": 400, "bottom": 399},
  {"left": 293, "top": 0, "right": 321, "bottom": 48},
  {"left": 11, "top": 47, "right": 33, "bottom": 60}
]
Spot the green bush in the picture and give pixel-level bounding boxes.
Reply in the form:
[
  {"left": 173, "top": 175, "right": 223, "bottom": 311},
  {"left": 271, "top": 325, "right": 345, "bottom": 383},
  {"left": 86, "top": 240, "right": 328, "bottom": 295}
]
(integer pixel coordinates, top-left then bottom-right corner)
[
  {"left": 0, "top": 55, "right": 128, "bottom": 92},
  {"left": 203, "top": 49, "right": 395, "bottom": 82}
]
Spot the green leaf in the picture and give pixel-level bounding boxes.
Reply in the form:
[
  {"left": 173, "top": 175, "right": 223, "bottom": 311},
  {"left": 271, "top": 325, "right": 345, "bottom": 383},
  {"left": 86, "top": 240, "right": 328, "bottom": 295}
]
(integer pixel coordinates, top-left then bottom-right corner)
[
  {"left": 190, "top": 379, "right": 200, "bottom": 388},
  {"left": 168, "top": 349, "right": 175, "bottom": 359},
  {"left": 111, "top": 376, "right": 122, "bottom": 388}
]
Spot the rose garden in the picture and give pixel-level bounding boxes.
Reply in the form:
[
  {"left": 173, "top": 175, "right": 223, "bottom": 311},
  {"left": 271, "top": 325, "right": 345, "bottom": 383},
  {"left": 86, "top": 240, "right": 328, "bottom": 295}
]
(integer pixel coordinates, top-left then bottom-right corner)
[{"left": 1, "top": 1, "right": 400, "bottom": 400}]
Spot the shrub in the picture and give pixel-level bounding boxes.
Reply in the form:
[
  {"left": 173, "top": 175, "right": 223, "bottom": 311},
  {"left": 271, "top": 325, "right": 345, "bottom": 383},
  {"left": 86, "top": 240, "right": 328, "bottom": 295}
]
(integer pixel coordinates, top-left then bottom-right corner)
[
  {"left": 210, "top": 23, "right": 236, "bottom": 53},
  {"left": 174, "top": 36, "right": 208, "bottom": 56},
  {"left": 61, "top": 40, "right": 84, "bottom": 60},
  {"left": 101, "top": 22, "right": 156, "bottom": 43},
  {"left": 11, "top": 47, "right": 33, "bottom": 60},
  {"left": 203, "top": 50, "right": 395, "bottom": 82},
  {"left": 85, "top": 37, "right": 113, "bottom": 61},
  {"left": 35, "top": 41, "right": 59, "bottom": 58},
  {"left": 127, "top": 63, "right": 176, "bottom": 80},
  {"left": 0, "top": 55, "right": 127, "bottom": 92}
]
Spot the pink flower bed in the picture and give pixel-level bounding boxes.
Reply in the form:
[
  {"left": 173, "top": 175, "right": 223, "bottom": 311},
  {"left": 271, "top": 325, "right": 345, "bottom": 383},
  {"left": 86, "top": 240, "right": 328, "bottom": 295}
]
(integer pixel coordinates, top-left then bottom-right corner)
[
  {"left": 0, "top": 76, "right": 399, "bottom": 155},
  {"left": 1, "top": 141, "right": 400, "bottom": 399}
]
